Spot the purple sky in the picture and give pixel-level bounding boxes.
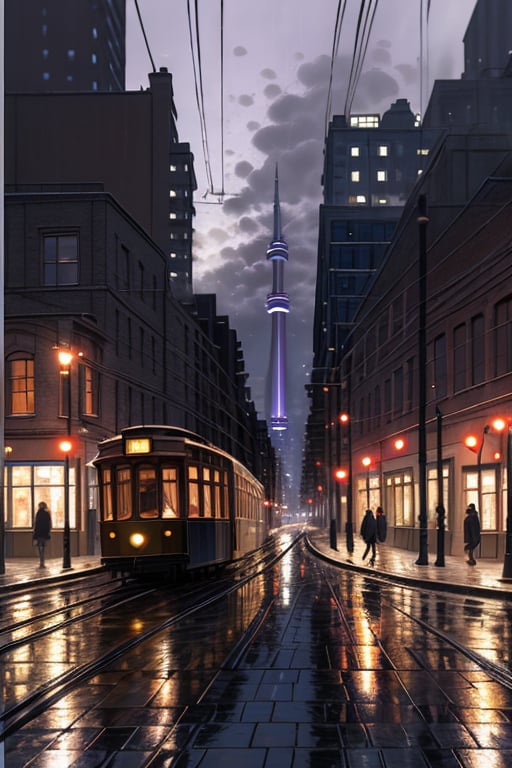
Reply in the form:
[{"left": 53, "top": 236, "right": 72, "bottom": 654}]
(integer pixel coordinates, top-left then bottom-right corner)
[{"left": 125, "top": 0, "right": 477, "bottom": 485}]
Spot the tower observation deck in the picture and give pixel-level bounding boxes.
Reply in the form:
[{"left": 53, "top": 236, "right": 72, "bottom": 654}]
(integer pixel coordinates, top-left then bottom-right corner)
[{"left": 266, "top": 166, "right": 289, "bottom": 431}]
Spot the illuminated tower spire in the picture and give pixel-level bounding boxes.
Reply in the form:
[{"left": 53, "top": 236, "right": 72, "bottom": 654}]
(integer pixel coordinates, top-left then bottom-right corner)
[{"left": 266, "top": 165, "right": 289, "bottom": 431}]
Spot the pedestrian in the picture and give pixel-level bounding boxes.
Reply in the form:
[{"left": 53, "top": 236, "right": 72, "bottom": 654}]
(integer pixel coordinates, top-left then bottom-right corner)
[
  {"left": 33, "top": 501, "right": 52, "bottom": 568},
  {"left": 360, "top": 508, "right": 377, "bottom": 565},
  {"left": 376, "top": 505, "right": 387, "bottom": 542},
  {"left": 464, "top": 503, "right": 480, "bottom": 566}
]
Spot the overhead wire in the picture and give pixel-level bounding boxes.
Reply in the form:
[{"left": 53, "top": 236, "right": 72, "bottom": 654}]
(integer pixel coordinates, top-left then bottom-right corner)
[
  {"left": 187, "top": 0, "right": 215, "bottom": 195},
  {"left": 344, "top": 0, "right": 379, "bottom": 122},
  {"left": 133, "top": 0, "right": 157, "bottom": 73},
  {"left": 324, "top": 0, "right": 349, "bottom": 138}
]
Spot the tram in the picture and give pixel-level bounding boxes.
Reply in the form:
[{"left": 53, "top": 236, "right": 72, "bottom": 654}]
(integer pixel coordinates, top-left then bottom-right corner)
[{"left": 93, "top": 425, "right": 269, "bottom": 576}]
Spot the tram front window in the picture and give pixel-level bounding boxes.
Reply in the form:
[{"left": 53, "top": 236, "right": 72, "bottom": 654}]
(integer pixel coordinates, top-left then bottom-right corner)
[
  {"left": 138, "top": 466, "right": 158, "bottom": 518},
  {"left": 116, "top": 467, "right": 132, "bottom": 520},
  {"left": 162, "top": 466, "right": 179, "bottom": 517}
]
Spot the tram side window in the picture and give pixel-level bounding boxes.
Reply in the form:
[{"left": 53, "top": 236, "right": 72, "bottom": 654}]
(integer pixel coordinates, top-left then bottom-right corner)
[
  {"left": 203, "top": 467, "right": 212, "bottom": 517},
  {"left": 102, "top": 468, "right": 113, "bottom": 521},
  {"left": 138, "top": 466, "right": 158, "bottom": 518},
  {"left": 162, "top": 467, "right": 179, "bottom": 518},
  {"left": 188, "top": 465, "right": 199, "bottom": 517},
  {"left": 116, "top": 467, "right": 132, "bottom": 520},
  {"left": 214, "top": 470, "right": 222, "bottom": 518}
]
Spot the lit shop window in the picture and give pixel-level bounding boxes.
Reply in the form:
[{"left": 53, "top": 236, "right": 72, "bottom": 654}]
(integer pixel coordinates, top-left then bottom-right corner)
[{"left": 5, "top": 463, "right": 76, "bottom": 529}]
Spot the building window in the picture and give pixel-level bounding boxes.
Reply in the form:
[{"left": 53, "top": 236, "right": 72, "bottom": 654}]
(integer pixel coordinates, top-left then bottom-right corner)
[
  {"left": 471, "top": 314, "right": 485, "bottom": 385},
  {"left": 427, "top": 462, "right": 450, "bottom": 528},
  {"left": 377, "top": 170, "right": 387, "bottom": 182},
  {"left": 43, "top": 234, "right": 79, "bottom": 286},
  {"left": 393, "top": 367, "right": 403, "bottom": 418},
  {"left": 453, "top": 323, "right": 466, "bottom": 392},
  {"left": 80, "top": 364, "right": 99, "bottom": 417},
  {"left": 351, "top": 171, "right": 360, "bottom": 182},
  {"left": 433, "top": 334, "right": 447, "bottom": 398},
  {"left": 7, "top": 355, "right": 35, "bottom": 415},
  {"left": 378, "top": 145, "right": 389, "bottom": 157},
  {"left": 4, "top": 463, "right": 76, "bottom": 529},
  {"left": 494, "top": 296, "right": 512, "bottom": 376},
  {"left": 463, "top": 467, "right": 498, "bottom": 530},
  {"left": 350, "top": 147, "right": 360, "bottom": 157},
  {"left": 385, "top": 471, "right": 414, "bottom": 526}
]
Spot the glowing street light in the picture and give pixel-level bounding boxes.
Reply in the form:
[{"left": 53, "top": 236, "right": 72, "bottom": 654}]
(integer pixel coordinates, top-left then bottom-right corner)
[{"left": 58, "top": 349, "right": 73, "bottom": 570}]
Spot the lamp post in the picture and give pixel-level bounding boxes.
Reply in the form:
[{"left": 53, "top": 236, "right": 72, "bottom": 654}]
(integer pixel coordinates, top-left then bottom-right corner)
[
  {"left": 340, "top": 413, "right": 354, "bottom": 554},
  {"left": 58, "top": 350, "right": 73, "bottom": 570},
  {"left": 488, "top": 417, "right": 512, "bottom": 580},
  {"left": 416, "top": 194, "right": 429, "bottom": 566},
  {"left": 362, "top": 456, "right": 372, "bottom": 508}
]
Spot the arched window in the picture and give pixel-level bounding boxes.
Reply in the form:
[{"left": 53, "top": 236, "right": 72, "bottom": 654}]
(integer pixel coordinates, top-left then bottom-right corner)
[{"left": 7, "top": 354, "right": 35, "bottom": 415}]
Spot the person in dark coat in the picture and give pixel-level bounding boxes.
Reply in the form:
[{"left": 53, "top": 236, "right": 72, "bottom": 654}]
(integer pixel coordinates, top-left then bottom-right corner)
[
  {"left": 376, "top": 506, "right": 387, "bottom": 542},
  {"left": 360, "top": 508, "right": 377, "bottom": 565},
  {"left": 33, "top": 501, "right": 52, "bottom": 568},
  {"left": 464, "top": 503, "right": 480, "bottom": 566}
]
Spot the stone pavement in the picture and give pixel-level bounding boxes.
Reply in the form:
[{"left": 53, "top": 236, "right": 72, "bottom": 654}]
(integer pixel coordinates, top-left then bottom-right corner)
[
  {"left": 1, "top": 530, "right": 511, "bottom": 598},
  {"left": 307, "top": 528, "right": 512, "bottom": 600},
  {"left": 0, "top": 554, "right": 103, "bottom": 592}
]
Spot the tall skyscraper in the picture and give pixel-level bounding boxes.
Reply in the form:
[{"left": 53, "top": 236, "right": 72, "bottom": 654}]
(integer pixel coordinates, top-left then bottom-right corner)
[
  {"left": 5, "top": 0, "right": 126, "bottom": 93},
  {"left": 266, "top": 168, "right": 289, "bottom": 432}
]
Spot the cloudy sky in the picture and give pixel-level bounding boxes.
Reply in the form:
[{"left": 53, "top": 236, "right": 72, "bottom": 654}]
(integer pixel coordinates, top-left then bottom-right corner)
[{"left": 125, "top": 0, "right": 477, "bottom": 486}]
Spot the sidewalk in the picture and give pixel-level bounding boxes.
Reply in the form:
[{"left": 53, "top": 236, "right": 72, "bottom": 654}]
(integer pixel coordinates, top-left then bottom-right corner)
[
  {"left": 308, "top": 527, "right": 512, "bottom": 599},
  {"left": 1, "top": 535, "right": 512, "bottom": 600},
  {"left": 0, "top": 555, "right": 104, "bottom": 592}
]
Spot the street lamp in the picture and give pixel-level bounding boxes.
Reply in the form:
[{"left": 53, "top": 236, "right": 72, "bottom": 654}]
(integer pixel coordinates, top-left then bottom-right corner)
[
  {"left": 58, "top": 350, "right": 73, "bottom": 570},
  {"left": 339, "top": 413, "right": 354, "bottom": 554},
  {"left": 487, "top": 418, "right": 512, "bottom": 580},
  {"left": 362, "top": 456, "right": 372, "bottom": 508}
]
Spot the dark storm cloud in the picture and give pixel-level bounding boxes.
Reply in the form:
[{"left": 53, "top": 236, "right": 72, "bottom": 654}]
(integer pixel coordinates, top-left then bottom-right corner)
[
  {"left": 261, "top": 68, "right": 277, "bottom": 79},
  {"left": 234, "top": 160, "right": 254, "bottom": 178},
  {"left": 196, "top": 45, "right": 422, "bottom": 442},
  {"left": 239, "top": 94, "right": 255, "bottom": 106},
  {"left": 247, "top": 120, "right": 260, "bottom": 131},
  {"left": 264, "top": 83, "right": 282, "bottom": 99}
]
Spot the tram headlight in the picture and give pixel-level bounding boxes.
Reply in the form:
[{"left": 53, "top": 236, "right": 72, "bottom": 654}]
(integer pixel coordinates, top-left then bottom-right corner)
[
  {"left": 163, "top": 529, "right": 173, "bottom": 538},
  {"left": 108, "top": 531, "right": 117, "bottom": 540},
  {"left": 129, "top": 532, "right": 146, "bottom": 549}
]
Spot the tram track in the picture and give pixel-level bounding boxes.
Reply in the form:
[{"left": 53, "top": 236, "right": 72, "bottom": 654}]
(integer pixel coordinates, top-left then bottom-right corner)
[{"left": 0, "top": 530, "right": 300, "bottom": 742}]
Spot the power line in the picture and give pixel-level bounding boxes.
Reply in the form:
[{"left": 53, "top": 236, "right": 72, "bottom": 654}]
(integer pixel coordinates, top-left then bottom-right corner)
[
  {"left": 344, "top": 0, "right": 379, "bottom": 122},
  {"left": 324, "top": 0, "right": 349, "bottom": 138},
  {"left": 133, "top": 0, "right": 156, "bottom": 73}
]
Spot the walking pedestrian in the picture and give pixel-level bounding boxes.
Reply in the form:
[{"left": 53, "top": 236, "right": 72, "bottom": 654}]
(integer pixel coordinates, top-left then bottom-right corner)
[
  {"left": 376, "top": 506, "right": 387, "bottom": 542},
  {"left": 33, "top": 501, "right": 52, "bottom": 568},
  {"left": 360, "top": 508, "right": 377, "bottom": 566},
  {"left": 464, "top": 503, "right": 480, "bottom": 566}
]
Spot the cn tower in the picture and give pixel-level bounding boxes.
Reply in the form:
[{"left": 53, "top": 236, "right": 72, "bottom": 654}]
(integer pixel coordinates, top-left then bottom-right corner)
[{"left": 266, "top": 166, "right": 289, "bottom": 431}]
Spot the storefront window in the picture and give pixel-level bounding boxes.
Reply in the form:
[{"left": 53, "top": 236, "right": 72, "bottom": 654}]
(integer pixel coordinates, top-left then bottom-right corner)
[
  {"left": 427, "top": 463, "right": 450, "bottom": 528},
  {"left": 385, "top": 471, "right": 414, "bottom": 526},
  {"left": 5, "top": 462, "right": 76, "bottom": 529},
  {"left": 463, "top": 467, "right": 498, "bottom": 530}
]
